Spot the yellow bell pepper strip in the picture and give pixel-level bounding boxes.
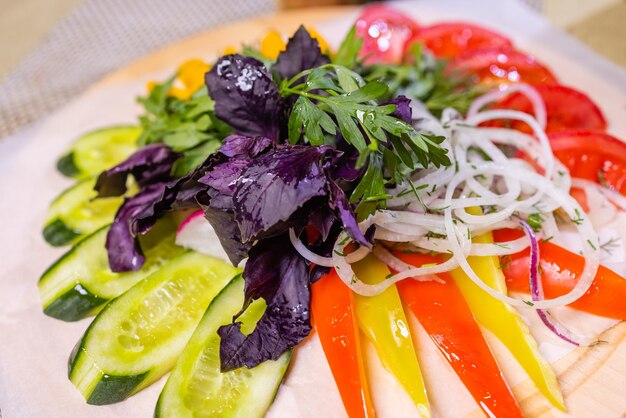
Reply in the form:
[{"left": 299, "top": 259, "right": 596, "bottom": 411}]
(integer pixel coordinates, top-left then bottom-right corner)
[
  {"left": 352, "top": 255, "right": 431, "bottom": 418},
  {"left": 306, "top": 27, "right": 330, "bottom": 53},
  {"left": 450, "top": 228, "right": 565, "bottom": 410},
  {"left": 222, "top": 45, "right": 238, "bottom": 55},
  {"left": 261, "top": 27, "right": 330, "bottom": 60},
  {"left": 311, "top": 270, "right": 376, "bottom": 418},
  {"left": 261, "top": 30, "right": 286, "bottom": 59},
  {"left": 177, "top": 59, "right": 211, "bottom": 93},
  {"left": 146, "top": 58, "right": 211, "bottom": 100},
  {"left": 394, "top": 252, "right": 523, "bottom": 418}
]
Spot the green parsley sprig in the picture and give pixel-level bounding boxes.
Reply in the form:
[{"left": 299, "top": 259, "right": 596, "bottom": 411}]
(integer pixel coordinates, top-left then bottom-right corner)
[
  {"left": 279, "top": 63, "right": 450, "bottom": 219},
  {"left": 137, "top": 78, "right": 231, "bottom": 176}
]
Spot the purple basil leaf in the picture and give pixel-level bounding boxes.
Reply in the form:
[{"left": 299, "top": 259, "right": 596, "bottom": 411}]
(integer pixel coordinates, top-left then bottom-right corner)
[
  {"left": 364, "top": 224, "right": 377, "bottom": 244},
  {"left": 386, "top": 95, "right": 413, "bottom": 124},
  {"left": 327, "top": 181, "right": 370, "bottom": 247},
  {"left": 197, "top": 191, "right": 251, "bottom": 266},
  {"left": 95, "top": 144, "right": 179, "bottom": 197},
  {"left": 218, "top": 235, "right": 311, "bottom": 371},
  {"left": 219, "top": 135, "right": 273, "bottom": 158},
  {"left": 271, "top": 25, "right": 330, "bottom": 81},
  {"left": 233, "top": 145, "right": 339, "bottom": 243},
  {"left": 106, "top": 183, "right": 169, "bottom": 272},
  {"left": 199, "top": 158, "right": 250, "bottom": 196},
  {"left": 206, "top": 55, "right": 284, "bottom": 141},
  {"left": 308, "top": 206, "right": 335, "bottom": 242}
]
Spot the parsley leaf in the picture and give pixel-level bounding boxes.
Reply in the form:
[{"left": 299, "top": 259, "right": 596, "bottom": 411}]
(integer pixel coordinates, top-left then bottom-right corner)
[
  {"left": 333, "top": 26, "right": 363, "bottom": 69},
  {"left": 136, "top": 78, "right": 231, "bottom": 177}
]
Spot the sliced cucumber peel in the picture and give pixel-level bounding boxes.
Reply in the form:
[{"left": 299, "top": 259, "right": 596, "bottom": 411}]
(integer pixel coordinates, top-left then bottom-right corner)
[
  {"left": 156, "top": 277, "right": 291, "bottom": 418},
  {"left": 39, "top": 218, "right": 183, "bottom": 321},
  {"left": 57, "top": 125, "right": 141, "bottom": 179},
  {"left": 43, "top": 176, "right": 134, "bottom": 246},
  {"left": 68, "top": 251, "right": 240, "bottom": 404}
]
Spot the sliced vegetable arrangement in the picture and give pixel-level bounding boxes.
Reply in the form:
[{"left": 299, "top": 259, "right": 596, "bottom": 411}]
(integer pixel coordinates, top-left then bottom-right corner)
[{"left": 39, "top": 5, "right": 626, "bottom": 418}]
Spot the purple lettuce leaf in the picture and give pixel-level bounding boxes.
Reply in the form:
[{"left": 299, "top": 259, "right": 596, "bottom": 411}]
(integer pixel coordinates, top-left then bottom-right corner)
[
  {"left": 271, "top": 25, "right": 330, "bottom": 81},
  {"left": 218, "top": 234, "right": 311, "bottom": 371},
  {"left": 386, "top": 95, "right": 413, "bottom": 124},
  {"left": 95, "top": 144, "right": 179, "bottom": 197},
  {"left": 205, "top": 55, "right": 284, "bottom": 141}
]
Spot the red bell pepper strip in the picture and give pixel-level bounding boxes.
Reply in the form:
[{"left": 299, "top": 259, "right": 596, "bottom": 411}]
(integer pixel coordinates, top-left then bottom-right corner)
[
  {"left": 394, "top": 252, "right": 523, "bottom": 418},
  {"left": 494, "top": 228, "right": 626, "bottom": 320},
  {"left": 311, "top": 270, "right": 376, "bottom": 418}
]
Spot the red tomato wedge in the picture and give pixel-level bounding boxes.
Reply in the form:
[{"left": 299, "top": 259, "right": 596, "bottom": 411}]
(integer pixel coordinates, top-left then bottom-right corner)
[
  {"left": 406, "top": 22, "right": 513, "bottom": 59},
  {"left": 494, "top": 229, "right": 626, "bottom": 320},
  {"left": 489, "top": 84, "right": 607, "bottom": 134},
  {"left": 356, "top": 5, "right": 420, "bottom": 64},
  {"left": 550, "top": 131, "right": 626, "bottom": 194},
  {"left": 311, "top": 271, "right": 376, "bottom": 418},
  {"left": 447, "top": 48, "right": 558, "bottom": 85}
]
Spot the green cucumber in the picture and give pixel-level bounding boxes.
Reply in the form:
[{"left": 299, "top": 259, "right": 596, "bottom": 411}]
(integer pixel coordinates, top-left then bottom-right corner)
[
  {"left": 156, "top": 277, "right": 291, "bottom": 418},
  {"left": 68, "top": 252, "right": 240, "bottom": 405},
  {"left": 39, "top": 218, "right": 184, "bottom": 321},
  {"left": 57, "top": 125, "right": 141, "bottom": 179},
  {"left": 43, "top": 176, "right": 134, "bottom": 246}
]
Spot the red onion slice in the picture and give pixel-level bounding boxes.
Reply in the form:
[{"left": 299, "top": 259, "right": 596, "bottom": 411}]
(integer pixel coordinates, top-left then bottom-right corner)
[{"left": 518, "top": 218, "right": 591, "bottom": 346}]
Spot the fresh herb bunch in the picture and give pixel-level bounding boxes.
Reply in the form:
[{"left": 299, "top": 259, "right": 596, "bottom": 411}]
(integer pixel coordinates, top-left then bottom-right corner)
[
  {"left": 137, "top": 78, "right": 232, "bottom": 176},
  {"left": 332, "top": 25, "right": 484, "bottom": 117},
  {"left": 280, "top": 64, "right": 450, "bottom": 219},
  {"left": 98, "top": 25, "right": 482, "bottom": 373}
]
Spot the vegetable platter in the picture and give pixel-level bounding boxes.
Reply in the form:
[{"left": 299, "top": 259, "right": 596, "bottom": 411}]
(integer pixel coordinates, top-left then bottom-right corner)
[{"left": 1, "top": 1, "right": 626, "bottom": 417}]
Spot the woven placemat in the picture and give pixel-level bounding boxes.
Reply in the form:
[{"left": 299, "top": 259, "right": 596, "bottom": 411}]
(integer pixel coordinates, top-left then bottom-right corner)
[{"left": 0, "top": 0, "right": 275, "bottom": 139}]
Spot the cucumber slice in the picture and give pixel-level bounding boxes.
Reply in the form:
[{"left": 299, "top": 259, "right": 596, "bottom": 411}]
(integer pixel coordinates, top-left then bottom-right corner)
[
  {"left": 57, "top": 126, "right": 141, "bottom": 179},
  {"left": 69, "top": 252, "right": 240, "bottom": 405},
  {"left": 43, "top": 176, "right": 133, "bottom": 246},
  {"left": 156, "top": 277, "right": 291, "bottom": 418},
  {"left": 39, "top": 218, "right": 184, "bottom": 321}
]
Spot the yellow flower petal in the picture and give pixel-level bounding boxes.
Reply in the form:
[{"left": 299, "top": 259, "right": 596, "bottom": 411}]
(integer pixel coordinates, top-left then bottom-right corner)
[
  {"left": 260, "top": 30, "right": 286, "bottom": 60},
  {"left": 222, "top": 45, "right": 238, "bottom": 55}
]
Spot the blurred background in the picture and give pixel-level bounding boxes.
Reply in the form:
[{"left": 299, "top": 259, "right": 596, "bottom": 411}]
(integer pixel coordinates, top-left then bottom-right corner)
[{"left": 0, "top": 0, "right": 624, "bottom": 138}]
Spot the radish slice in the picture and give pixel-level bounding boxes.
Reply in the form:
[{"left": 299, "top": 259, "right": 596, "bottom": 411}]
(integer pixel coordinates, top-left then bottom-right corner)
[{"left": 175, "top": 210, "right": 229, "bottom": 261}]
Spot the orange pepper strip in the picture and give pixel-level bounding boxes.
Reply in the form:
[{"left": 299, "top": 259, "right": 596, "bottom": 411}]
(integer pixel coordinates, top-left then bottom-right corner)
[
  {"left": 311, "top": 270, "right": 376, "bottom": 418},
  {"left": 394, "top": 252, "right": 523, "bottom": 418},
  {"left": 494, "top": 228, "right": 626, "bottom": 320}
]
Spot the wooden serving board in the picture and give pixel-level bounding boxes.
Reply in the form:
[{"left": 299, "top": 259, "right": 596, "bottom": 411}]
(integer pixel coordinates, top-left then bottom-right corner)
[
  {"left": 4, "top": 4, "right": 623, "bottom": 418},
  {"left": 93, "top": 5, "right": 626, "bottom": 418}
]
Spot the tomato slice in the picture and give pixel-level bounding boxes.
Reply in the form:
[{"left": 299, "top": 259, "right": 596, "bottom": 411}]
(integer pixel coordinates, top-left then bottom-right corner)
[
  {"left": 406, "top": 22, "right": 513, "bottom": 59},
  {"left": 488, "top": 84, "right": 607, "bottom": 134},
  {"left": 550, "top": 131, "right": 626, "bottom": 194},
  {"left": 447, "top": 48, "right": 557, "bottom": 85},
  {"left": 355, "top": 5, "right": 420, "bottom": 64}
]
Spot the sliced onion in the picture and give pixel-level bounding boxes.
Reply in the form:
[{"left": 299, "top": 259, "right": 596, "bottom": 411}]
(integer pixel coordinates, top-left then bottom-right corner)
[
  {"left": 571, "top": 178, "right": 626, "bottom": 212},
  {"left": 518, "top": 218, "right": 592, "bottom": 346},
  {"left": 442, "top": 163, "right": 600, "bottom": 309},
  {"left": 372, "top": 246, "right": 443, "bottom": 284},
  {"left": 288, "top": 229, "right": 334, "bottom": 268},
  {"left": 467, "top": 83, "right": 547, "bottom": 129}
]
